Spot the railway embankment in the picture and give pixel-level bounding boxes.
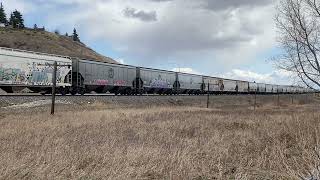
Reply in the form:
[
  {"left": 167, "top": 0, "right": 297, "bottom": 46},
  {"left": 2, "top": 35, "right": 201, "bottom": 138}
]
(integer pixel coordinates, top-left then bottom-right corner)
[{"left": 0, "top": 94, "right": 318, "bottom": 115}]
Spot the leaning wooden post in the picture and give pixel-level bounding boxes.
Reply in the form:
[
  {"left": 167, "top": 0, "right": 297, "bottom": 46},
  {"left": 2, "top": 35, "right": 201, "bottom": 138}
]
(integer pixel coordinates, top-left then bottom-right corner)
[
  {"left": 278, "top": 92, "right": 280, "bottom": 107},
  {"left": 51, "top": 61, "right": 57, "bottom": 115},
  {"left": 207, "top": 83, "right": 210, "bottom": 108}
]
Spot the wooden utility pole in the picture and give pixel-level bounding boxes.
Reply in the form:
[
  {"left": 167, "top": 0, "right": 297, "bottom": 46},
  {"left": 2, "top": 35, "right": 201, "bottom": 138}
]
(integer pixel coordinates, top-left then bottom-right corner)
[
  {"left": 207, "top": 83, "right": 210, "bottom": 108},
  {"left": 51, "top": 61, "right": 57, "bottom": 115},
  {"left": 37, "top": 61, "right": 70, "bottom": 115}
]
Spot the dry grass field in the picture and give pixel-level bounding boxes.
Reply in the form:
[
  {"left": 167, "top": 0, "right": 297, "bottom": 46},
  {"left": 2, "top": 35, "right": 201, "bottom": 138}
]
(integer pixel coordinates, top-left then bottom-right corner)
[{"left": 0, "top": 95, "right": 320, "bottom": 179}]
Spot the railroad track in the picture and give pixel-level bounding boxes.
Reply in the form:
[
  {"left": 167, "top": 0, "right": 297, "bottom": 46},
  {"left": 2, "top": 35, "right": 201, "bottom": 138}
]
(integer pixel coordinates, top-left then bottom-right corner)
[
  {"left": 0, "top": 93, "right": 306, "bottom": 97},
  {"left": 0, "top": 94, "right": 210, "bottom": 97}
]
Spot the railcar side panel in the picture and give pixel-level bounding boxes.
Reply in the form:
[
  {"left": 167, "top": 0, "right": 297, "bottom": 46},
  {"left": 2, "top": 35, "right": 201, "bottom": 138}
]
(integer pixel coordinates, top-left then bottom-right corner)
[
  {"left": 222, "top": 79, "right": 237, "bottom": 92},
  {"left": 272, "top": 85, "right": 278, "bottom": 93},
  {"left": 178, "top": 73, "right": 203, "bottom": 90},
  {"left": 277, "top": 86, "right": 284, "bottom": 93},
  {"left": 257, "top": 83, "right": 266, "bottom": 93},
  {"left": 140, "top": 68, "right": 175, "bottom": 89},
  {"left": 203, "top": 76, "right": 222, "bottom": 92},
  {"left": 0, "top": 48, "right": 71, "bottom": 87},
  {"left": 78, "top": 60, "right": 136, "bottom": 87},
  {"left": 249, "top": 82, "right": 257, "bottom": 92},
  {"left": 266, "top": 84, "right": 273, "bottom": 93},
  {"left": 237, "top": 81, "right": 249, "bottom": 93}
]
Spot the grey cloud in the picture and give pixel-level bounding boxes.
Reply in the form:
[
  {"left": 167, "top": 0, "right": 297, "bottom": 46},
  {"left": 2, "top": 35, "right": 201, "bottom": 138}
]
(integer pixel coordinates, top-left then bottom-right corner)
[
  {"left": 123, "top": 7, "right": 157, "bottom": 22},
  {"left": 149, "top": 0, "right": 173, "bottom": 2},
  {"left": 201, "top": 0, "right": 273, "bottom": 11},
  {"left": 29, "top": 0, "right": 276, "bottom": 71}
]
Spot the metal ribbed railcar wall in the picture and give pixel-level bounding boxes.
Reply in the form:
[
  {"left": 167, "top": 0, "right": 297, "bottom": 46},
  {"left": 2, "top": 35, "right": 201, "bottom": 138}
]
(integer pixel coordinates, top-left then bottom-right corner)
[
  {"left": 178, "top": 73, "right": 203, "bottom": 91},
  {"left": 77, "top": 59, "right": 136, "bottom": 92}
]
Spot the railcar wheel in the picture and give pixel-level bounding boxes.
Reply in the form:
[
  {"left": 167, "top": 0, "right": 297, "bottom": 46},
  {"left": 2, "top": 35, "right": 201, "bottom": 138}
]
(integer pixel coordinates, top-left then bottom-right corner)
[
  {"left": 59, "top": 88, "right": 67, "bottom": 96},
  {"left": 71, "top": 90, "right": 77, "bottom": 96}
]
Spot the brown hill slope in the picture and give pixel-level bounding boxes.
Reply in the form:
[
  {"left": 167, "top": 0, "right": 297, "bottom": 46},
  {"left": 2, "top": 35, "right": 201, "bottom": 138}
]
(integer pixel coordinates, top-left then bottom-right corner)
[{"left": 0, "top": 28, "right": 118, "bottom": 63}]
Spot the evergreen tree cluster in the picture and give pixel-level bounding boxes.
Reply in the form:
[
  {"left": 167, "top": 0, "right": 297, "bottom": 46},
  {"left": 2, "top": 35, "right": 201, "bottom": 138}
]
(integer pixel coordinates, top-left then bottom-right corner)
[
  {"left": 64, "top": 28, "right": 81, "bottom": 42},
  {"left": 0, "top": 2, "right": 24, "bottom": 28}
]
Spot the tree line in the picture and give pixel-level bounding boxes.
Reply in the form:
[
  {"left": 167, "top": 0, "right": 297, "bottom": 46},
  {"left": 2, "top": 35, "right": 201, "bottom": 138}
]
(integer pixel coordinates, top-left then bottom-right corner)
[
  {"left": 0, "top": 2, "right": 24, "bottom": 28},
  {"left": 0, "top": 2, "right": 80, "bottom": 42}
]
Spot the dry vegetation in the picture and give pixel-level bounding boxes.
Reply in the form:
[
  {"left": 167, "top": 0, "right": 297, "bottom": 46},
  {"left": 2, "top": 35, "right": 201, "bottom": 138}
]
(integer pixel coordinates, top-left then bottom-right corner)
[
  {"left": 0, "top": 27, "right": 117, "bottom": 63},
  {"left": 0, "top": 95, "right": 320, "bottom": 179}
]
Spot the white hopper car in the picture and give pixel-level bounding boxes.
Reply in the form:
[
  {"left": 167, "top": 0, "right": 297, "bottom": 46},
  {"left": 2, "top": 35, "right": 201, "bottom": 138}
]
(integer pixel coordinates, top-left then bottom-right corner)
[{"left": 0, "top": 47, "right": 71, "bottom": 94}]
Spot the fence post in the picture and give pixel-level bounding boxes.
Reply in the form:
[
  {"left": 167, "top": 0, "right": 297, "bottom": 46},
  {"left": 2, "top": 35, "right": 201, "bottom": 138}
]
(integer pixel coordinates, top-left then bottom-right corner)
[
  {"left": 254, "top": 89, "right": 257, "bottom": 111},
  {"left": 207, "top": 83, "right": 210, "bottom": 108},
  {"left": 51, "top": 61, "right": 57, "bottom": 115},
  {"left": 278, "top": 93, "right": 280, "bottom": 107}
]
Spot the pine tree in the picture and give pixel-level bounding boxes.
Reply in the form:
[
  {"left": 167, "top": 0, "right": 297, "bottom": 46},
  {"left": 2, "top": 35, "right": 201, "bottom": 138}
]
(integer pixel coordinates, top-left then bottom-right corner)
[
  {"left": 0, "top": 2, "right": 8, "bottom": 25},
  {"left": 9, "top": 12, "right": 13, "bottom": 26},
  {"left": 54, "top": 29, "right": 60, "bottom": 35},
  {"left": 10, "top": 10, "right": 24, "bottom": 28},
  {"left": 73, "top": 28, "right": 80, "bottom": 42}
]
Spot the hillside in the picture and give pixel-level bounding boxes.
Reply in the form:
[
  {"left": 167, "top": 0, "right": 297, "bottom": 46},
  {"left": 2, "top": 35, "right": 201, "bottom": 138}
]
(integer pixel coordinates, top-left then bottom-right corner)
[{"left": 0, "top": 28, "right": 118, "bottom": 63}]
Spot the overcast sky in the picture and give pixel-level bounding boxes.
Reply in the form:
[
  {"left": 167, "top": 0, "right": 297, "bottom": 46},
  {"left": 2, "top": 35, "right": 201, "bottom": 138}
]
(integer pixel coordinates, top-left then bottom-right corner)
[{"left": 2, "top": 0, "right": 296, "bottom": 84}]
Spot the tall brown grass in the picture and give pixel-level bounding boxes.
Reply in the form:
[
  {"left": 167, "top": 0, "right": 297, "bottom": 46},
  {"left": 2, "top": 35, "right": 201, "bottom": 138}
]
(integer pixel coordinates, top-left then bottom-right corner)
[{"left": 0, "top": 98, "right": 320, "bottom": 179}]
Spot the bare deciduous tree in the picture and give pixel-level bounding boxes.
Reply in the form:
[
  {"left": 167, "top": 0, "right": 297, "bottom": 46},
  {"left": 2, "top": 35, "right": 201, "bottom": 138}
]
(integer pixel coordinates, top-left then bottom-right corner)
[{"left": 275, "top": 0, "right": 320, "bottom": 89}]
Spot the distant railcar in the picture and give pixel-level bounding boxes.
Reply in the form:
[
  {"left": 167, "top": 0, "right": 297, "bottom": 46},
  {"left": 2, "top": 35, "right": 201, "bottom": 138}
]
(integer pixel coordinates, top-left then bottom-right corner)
[
  {"left": 284, "top": 86, "right": 289, "bottom": 94},
  {"left": 277, "top": 86, "right": 284, "bottom": 93},
  {"left": 72, "top": 59, "right": 136, "bottom": 95},
  {"left": 178, "top": 73, "right": 203, "bottom": 94},
  {"left": 249, "top": 82, "right": 258, "bottom": 93},
  {"left": 257, "top": 83, "right": 266, "bottom": 93},
  {"left": 140, "top": 68, "right": 176, "bottom": 94},
  {"left": 203, "top": 76, "right": 223, "bottom": 94},
  {"left": 286, "top": 86, "right": 293, "bottom": 94},
  {"left": 265, "top": 84, "right": 273, "bottom": 94},
  {"left": 221, "top": 79, "right": 238, "bottom": 93},
  {"left": 237, "top": 80, "right": 249, "bottom": 93},
  {"left": 0, "top": 47, "right": 72, "bottom": 94},
  {"left": 272, "top": 85, "right": 278, "bottom": 94}
]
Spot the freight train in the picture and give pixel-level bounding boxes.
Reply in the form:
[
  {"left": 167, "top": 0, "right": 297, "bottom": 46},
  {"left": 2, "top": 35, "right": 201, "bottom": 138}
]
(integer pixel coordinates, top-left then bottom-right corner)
[{"left": 0, "top": 47, "right": 313, "bottom": 95}]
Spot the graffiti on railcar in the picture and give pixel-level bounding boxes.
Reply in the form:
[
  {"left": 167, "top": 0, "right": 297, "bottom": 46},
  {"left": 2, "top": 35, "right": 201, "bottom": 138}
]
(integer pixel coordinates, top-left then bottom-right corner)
[
  {"left": 0, "top": 62, "right": 70, "bottom": 85},
  {"left": 93, "top": 79, "right": 109, "bottom": 85},
  {"left": 114, "top": 80, "right": 126, "bottom": 86},
  {"left": 0, "top": 67, "right": 27, "bottom": 83},
  {"left": 150, "top": 74, "right": 171, "bottom": 88}
]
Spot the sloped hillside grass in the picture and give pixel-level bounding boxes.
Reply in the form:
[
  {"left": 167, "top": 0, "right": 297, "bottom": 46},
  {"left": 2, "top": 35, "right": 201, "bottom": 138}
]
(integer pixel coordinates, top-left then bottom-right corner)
[{"left": 0, "top": 27, "right": 117, "bottom": 63}]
